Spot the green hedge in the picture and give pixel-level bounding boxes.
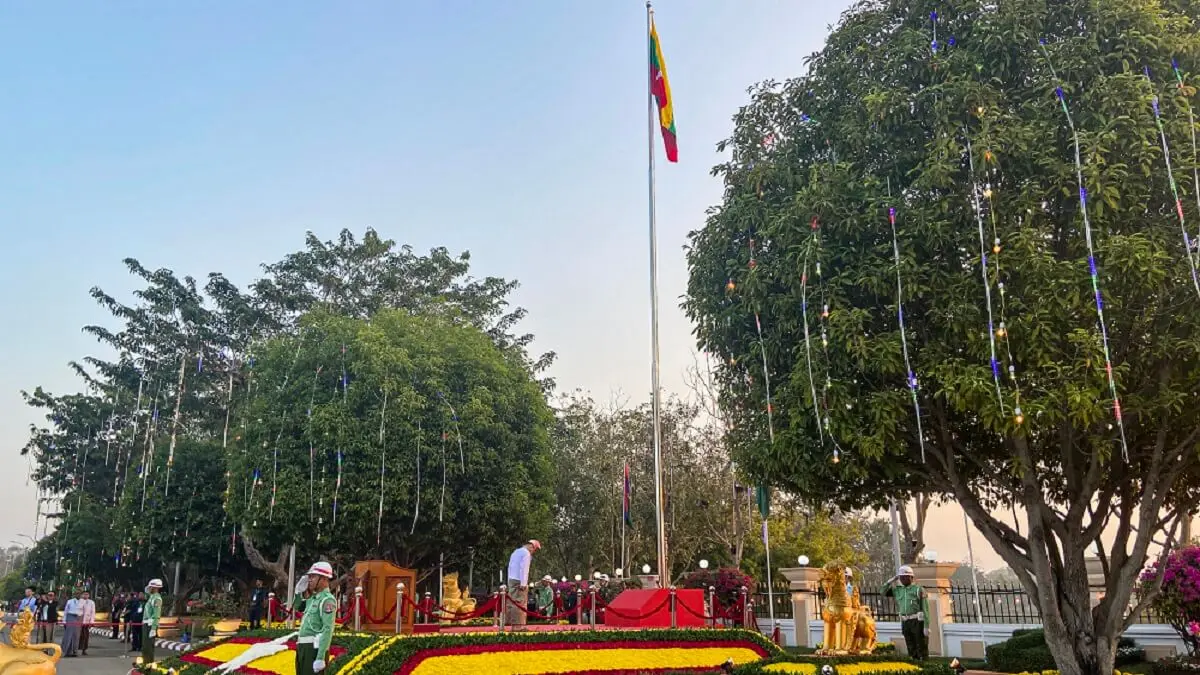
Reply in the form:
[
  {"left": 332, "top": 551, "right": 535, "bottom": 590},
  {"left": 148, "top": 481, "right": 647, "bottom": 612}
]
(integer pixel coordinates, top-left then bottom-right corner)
[{"left": 986, "top": 629, "right": 1144, "bottom": 672}]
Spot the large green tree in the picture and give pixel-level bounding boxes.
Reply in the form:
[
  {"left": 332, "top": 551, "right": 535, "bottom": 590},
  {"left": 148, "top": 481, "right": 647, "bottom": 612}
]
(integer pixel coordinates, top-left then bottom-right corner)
[
  {"left": 226, "top": 309, "right": 554, "bottom": 584},
  {"left": 685, "top": 1, "right": 1200, "bottom": 674}
]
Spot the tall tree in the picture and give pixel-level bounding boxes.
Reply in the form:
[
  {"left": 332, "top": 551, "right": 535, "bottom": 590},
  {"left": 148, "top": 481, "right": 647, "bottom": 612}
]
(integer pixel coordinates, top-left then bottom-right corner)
[
  {"left": 685, "top": 1, "right": 1200, "bottom": 674},
  {"left": 226, "top": 309, "right": 555, "bottom": 585}
]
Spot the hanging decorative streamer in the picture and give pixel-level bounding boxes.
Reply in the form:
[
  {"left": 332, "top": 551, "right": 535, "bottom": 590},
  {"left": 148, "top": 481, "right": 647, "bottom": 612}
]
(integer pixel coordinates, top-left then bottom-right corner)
[
  {"left": 410, "top": 421, "right": 422, "bottom": 535},
  {"left": 307, "top": 367, "right": 323, "bottom": 521},
  {"left": 376, "top": 388, "right": 389, "bottom": 547},
  {"left": 1039, "top": 41, "right": 1129, "bottom": 461},
  {"left": 140, "top": 381, "right": 165, "bottom": 511},
  {"left": 1171, "top": 60, "right": 1200, "bottom": 254},
  {"left": 1147, "top": 67, "right": 1200, "bottom": 298},
  {"left": 966, "top": 138, "right": 1007, "bottom": 415},
  {"left": 981, "top": 157, "right": 1025, "bottom": 424},
  {"left": 930, "top": 10, "right": 939, "bottom": 55},
  {"left": 888, "top": 206, "right": 927, "bottom": 462},
  {"left": 811, "top": 219, "right": 843, "bottom": 463},
  {"left": 752, "top": 313, "right": 775, "bottom": 444},
  {"left": 269, "top": 336, "right": 307, "bottom": 521},
  {"left": 437, "top": 392, "right": 466, "bottom": 470},
  {"left": 332, "top": 450, "right": 343, "bottom": 526},
  {"left": 799, "top": 256, "right": 825, "bottom": 447},
  {"left": 439, "top": 430, "right": 448, "bottom": 522}
]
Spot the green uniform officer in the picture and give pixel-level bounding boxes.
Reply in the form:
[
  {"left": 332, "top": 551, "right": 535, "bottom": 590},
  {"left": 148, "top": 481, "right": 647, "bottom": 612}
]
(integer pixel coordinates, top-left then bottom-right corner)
[
  {"left": 141, "top": 578, "right": 164, "bottom": 665},
  {"left": 296, "top": 562, "right": 337, "bottom": 675},
  {"left": 882, "top": 565, "right": 929, "bottom": 660}
]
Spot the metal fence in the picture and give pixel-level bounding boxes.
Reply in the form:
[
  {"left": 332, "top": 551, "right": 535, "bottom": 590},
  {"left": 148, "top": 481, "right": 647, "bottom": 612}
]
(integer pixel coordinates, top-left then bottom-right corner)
[{"left": 757, "top": 581, "right": 1166, "bottom": 625}]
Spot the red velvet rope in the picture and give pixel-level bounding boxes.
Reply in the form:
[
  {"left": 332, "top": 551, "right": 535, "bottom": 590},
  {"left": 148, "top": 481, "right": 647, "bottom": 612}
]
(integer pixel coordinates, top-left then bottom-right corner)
[{"left": 501, "top": 594, "right": 581, "bottom": 622}]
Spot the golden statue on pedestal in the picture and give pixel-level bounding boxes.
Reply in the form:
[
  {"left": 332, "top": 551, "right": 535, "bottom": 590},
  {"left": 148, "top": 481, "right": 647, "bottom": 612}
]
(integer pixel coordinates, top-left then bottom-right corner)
[
  {"left": 818, "top": 563, "right": 877, "bottom": 655},
  {"left": 0, "top": 609, "right": 61, "bottom": 675},
  {"left": 439, "top": 573, "right": 477, "bottom": 623}
]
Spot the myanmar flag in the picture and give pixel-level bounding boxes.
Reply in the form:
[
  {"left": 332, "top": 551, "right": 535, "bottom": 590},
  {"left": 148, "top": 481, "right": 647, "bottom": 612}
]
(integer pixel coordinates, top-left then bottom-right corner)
[{"left": 649, "top": 19, "right": 678, "bottom": 163}]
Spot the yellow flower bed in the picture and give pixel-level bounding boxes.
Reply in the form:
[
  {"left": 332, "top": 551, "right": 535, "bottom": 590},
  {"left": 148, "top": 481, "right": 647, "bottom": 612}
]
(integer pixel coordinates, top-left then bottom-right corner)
[
  {"left": 765, "top": 663, "right": 819, "bottom": 674},
  {"left": 408, "top": 646, "right": 765, "bottom": 675},
  {"left": 835, "top": 662, "right": 922, "bottom": 675}
]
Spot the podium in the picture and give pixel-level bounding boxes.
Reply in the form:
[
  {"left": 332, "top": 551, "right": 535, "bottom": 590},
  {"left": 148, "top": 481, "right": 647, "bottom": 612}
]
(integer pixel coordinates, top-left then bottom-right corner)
[
  {"left": 603, "top": 588, "right": 707, "bottom": 628},
  {"left": 352, "top": 560, "right": 418, "bottom": 632}
]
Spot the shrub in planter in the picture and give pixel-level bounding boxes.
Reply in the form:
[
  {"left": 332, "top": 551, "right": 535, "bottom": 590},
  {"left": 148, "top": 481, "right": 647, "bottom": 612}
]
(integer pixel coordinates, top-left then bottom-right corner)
[
  {"left": 1143, "top": 545, "right": 1200, "bottom": 656},
  {"left": 986, "top": 629, "right": 1142, "bottom": 672},
  {"left": 1152, "top": 655, "right": 1200, "bottom": 675},
  {"left": 681, "top": 567, "right": 757, "bottom": 609}
]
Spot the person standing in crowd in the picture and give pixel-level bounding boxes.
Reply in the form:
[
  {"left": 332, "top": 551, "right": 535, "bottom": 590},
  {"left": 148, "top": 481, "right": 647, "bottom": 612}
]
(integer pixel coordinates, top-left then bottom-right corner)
[
  {"left": 18, "top": 588, "right": 36, "bottom": 615},
  {"left": 79, "top": 591, "right": 96, "bottom": 656},
  {"left": 534, "top": 576, "right": 554, "bottom": 617},
  {"left": 142, "top": 579, "right": 163, "bottom": 665},
  {"left": 37, "top": 591, "right": 58, "bottom": 643},
  {"left": 295, "top": 562, "right": 336, "bottom": 675},
  {"left": 61, "top": 590, "right": 82, "bottom": 657},
  {"left": 504, "top": 539, "right": 540, "bottom": 629},
  {"left": 882, "top": 565, "right": 928, "bottom": 661},
  {"left": 248, "top": 580, "right": 267, "bottom": 630},
  {"left": 110, "top": 594, "right": 126, "bottom": 640},
  {"left": 126, "top": 592, "right": 144, "bottom": 652}
]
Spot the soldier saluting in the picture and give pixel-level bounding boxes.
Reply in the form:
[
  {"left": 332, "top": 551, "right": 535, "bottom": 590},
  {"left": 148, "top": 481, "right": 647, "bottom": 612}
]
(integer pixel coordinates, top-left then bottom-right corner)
[{"left": 296, "top": 562, "right": 337, "bottom": 675}]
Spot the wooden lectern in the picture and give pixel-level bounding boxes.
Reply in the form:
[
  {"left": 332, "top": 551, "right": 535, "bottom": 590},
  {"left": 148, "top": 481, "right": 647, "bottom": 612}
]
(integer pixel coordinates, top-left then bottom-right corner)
[{"left": 352, "top": 560, "right": 418, "bottom": 632}]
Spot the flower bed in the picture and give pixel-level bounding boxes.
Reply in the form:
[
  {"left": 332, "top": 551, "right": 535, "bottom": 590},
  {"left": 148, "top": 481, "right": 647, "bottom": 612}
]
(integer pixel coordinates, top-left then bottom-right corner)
[
  {"left": 133, "top": 628, "right": 779, "bottom": 675},
  {"left": 731, "top": 657, "right": 949, "bottom": 675}
]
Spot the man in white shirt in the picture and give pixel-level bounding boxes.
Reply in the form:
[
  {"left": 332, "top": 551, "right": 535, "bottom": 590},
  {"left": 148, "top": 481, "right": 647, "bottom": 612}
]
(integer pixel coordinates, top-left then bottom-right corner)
[
  {"left": 79, "top": 591, "right": 96, "bottom": 655},
  {"left": 504, "top": 540, "right": 541, "bottom": 628},
  {"left": 61, "top": 591, "right": 83, "bottom": 657}
]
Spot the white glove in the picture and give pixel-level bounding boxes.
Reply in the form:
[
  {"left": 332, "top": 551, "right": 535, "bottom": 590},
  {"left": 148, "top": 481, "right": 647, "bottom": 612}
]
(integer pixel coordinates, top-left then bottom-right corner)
[
  {"left": 313, "top": 659, "right": 326, "bottom": 673},
  {"left": 916, "top": 611, "right": 925, "bottom": 622},
  {"left": 924, "top": 628, "right": 930, "bottom": 637}
]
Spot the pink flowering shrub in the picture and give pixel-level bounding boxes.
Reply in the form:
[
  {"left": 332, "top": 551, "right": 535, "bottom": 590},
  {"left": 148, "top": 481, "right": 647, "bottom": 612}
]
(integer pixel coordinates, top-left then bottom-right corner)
[{"left": 1141, "top": 545, "right": 1200, "bottom": 655}]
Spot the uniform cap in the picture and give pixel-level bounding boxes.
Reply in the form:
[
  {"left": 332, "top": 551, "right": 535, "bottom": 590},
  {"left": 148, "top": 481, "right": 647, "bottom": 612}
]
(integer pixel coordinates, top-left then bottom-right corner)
[
  {"left": 307, "top": 562, "right": 334, "bottom": 578},
  {"left": 147, "top": 579, "right": 163, "bottom": 588},
  {"left": 898, "top": 565, "right": 915, "bottom": 577}
]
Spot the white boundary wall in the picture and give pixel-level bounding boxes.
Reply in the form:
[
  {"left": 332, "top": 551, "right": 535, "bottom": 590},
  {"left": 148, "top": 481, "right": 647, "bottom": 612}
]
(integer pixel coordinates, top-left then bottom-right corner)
[{"left": 754, "top": 619, "right": 1188, "bottom": 658}]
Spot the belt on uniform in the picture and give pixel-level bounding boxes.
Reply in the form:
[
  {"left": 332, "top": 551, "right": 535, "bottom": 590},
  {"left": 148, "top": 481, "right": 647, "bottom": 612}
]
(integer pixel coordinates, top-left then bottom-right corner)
[
  {"left": 900, "top": 614, "right": 922, "bottom": 621},
  {"left": 298, "top": 636, "right": 317, "bottom": 645}
]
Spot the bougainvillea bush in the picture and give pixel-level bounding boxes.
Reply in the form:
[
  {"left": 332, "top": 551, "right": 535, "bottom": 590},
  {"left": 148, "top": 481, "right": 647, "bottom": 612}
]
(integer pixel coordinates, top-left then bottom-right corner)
[
  {"left": 681, "top": 567, "right": 757, "bottom": 609},
  {"left": 1141, "top": 545, "right": 1200, "bottom": 656}
]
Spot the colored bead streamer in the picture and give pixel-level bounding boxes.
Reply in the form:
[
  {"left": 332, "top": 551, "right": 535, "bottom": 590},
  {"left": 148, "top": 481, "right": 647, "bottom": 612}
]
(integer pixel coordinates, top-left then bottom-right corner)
[
  {"left": 966, "top": 137, "right": 1007, "bottom": 416},
  {"left": 307, "top": 366, "right": 322, "bottom": 521},
  {"left": 813, "top": 223, "right": 842, "bottom": 464},
  {"left": 888, "top": 206, "right": 927, "bottom": 463},
  {"left": 377, "top": 387, "right": 389, "bottom": 547},
  {"left": 1147, "top": 67, "right": 1200, "bottom": 299},
  {"left": 1040, "top": 41, "right": 1129, "bottom": 461},
  {"left": 982, "top": 153, "right": 1025, "bottom": 424},
  {"left": 799, "top": 255, "right": 825, "bottom": 447},
  {"left": 410, "top": 421, "right": 422, "bottom": 535},
  {"left": 1171, "top": 60, "right": 1200, "bottom": 256},
  {"left": 437, "top": 392, "right": 466, "bottom": 470},
  {"left": 332, "top": 449, "right": 343, "bottom": 526},
  {"left": 269, "top": 335, "right": 307, "bottom": 521},
  {"left": 753, "top": 312, "right": 775, "bottom": 444},
  {"left": 930, "top": 11, "right": 939, "bottom": 55}
]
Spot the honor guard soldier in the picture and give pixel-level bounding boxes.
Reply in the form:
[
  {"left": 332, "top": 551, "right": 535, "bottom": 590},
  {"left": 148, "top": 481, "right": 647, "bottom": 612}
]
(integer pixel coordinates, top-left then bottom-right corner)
[
  {"left": 296, "top": 562, "right": 336, "bottom": 675},
  {"left": 142, "top": 579, "right": 164, "bottom": 665}
]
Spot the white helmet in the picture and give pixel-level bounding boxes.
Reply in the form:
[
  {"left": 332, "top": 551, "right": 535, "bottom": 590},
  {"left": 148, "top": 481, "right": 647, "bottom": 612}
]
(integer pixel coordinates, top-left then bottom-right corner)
[
  {"left": 147, "top": 579, "right": 163, "bottom": 589},
  {"left": 898, "top": 565, "right": 915, "bottom": 577},
  {"left": 306, "top": 561, "right": 334, "bottom": 579}
]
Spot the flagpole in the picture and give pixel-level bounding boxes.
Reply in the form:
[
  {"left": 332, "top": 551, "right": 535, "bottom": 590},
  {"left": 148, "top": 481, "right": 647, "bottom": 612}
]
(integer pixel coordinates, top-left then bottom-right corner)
[
  {"left": 646, "top": 0, "right": 669, "bottom": 587},
  {"left": 621, "top": 460, "right": 628, "bottom": 573}
]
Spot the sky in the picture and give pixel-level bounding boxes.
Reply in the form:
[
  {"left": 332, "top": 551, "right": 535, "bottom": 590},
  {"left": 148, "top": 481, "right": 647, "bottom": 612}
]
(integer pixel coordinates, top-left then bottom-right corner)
[{"left": 0, "top": 0, "right": 1040, "bottom": 572}]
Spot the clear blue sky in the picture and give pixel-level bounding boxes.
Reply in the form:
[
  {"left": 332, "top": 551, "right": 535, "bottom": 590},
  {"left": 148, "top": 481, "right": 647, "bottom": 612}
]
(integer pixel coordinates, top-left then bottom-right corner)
[{"left": 0, "top": 0, "right": 1013, "bottom": 569}]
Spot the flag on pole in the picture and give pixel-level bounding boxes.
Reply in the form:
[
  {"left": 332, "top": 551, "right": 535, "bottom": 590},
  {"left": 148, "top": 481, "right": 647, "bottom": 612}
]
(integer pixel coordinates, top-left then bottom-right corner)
[
  {"left": 623, "top": 461, "right": 633, "bottom": 527},
  {"left": 756, "top": 485, "right": 771, "bottom": 544},
  {"left": 649, "top": 18, "right": 678, "bottom": 162}
]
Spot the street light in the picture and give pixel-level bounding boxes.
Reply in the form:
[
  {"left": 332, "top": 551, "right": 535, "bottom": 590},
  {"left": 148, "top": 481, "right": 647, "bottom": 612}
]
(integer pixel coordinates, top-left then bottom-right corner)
[
  {"left": 797, "top": 555, "right": 810, "bottom": 566},
  {"left": 615, "top": 568, "right": 623, "bottom": 577},
  {"left": 699, "top": 560, "right": 709, "bottom": 570},
  {"left": 924, "top": 550, "right": 939, "bottom": 563},
  {"left": 642, "top": 564, "right": 651, "bottom": 574}
]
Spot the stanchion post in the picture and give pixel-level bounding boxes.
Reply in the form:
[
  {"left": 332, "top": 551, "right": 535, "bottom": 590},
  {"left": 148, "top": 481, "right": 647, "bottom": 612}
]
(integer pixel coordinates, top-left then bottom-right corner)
[
  {"left": 422, "top": 592, "right": 432, "bottom": 625},
  {"left": 707, "top": 586, "right": 716, "bottom": 628},
  {"left": 498, "top": 585, "right": 507, "bottom": 630},
  {"left": 575, "top": 587, "right": 583, "bottom": 626},
  {"left": 669, "top": 586, "right": 677, "bottom": 629},
  {"left": 267, "top": 593, "right": 275, "bottom": 628},
  {"left": 353, "top": 586, "right": 363, "bottom": 632},
  {"left": 491, "top": 590, "right": 501, "bottom": 628},
  {"left": 395, "top": 583, "right": 404, "bottom": 635},
  {"left": 588, "top": 588, "right": 597, "bottom": 630}
]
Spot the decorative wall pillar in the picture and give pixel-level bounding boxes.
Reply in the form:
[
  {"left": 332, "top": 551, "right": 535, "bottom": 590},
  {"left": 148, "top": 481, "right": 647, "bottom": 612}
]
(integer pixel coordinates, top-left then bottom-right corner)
[
  {"left": 779, "top": 567, "right": 823, "bottom": 648},
  {"left": 912, "top": 561, "right": 959, "bottom": 657}
]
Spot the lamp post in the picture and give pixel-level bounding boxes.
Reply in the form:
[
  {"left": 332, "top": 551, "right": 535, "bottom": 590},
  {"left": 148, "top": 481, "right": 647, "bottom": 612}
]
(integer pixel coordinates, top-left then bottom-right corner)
[
  {"left": 797, "top": 555, "right": 810, "bottom": 567},
  {"left": 699, "top": 559, "right": 709, "bottom": 570}
]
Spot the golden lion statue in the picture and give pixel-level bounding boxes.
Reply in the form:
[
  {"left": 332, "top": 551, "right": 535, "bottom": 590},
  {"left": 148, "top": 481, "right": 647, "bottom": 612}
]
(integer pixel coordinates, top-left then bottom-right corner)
[
  {"left": 0, "top": 609, "right": 61, "bottom": 675},
  {"left": 818, "top": 563, "right": 876, "bottom": 655},
  {"left": 439, "top": 573, "right": 477, "bottom": 624}
]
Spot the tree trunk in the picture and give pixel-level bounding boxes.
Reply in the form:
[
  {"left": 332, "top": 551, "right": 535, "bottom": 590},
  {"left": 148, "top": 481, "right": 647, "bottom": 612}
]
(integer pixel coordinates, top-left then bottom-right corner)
[
  {"left": 898, "top": 496, "right": 930, "bottom": 564},
  {"left": 1042, "top": 622, "right": 1117, "bottom": 675},
  {"left": 241, "top": 535, "right": 290, "bottom": 590}
]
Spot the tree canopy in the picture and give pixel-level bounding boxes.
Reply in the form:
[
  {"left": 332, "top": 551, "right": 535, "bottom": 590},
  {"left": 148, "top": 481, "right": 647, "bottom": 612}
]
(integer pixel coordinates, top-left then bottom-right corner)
[{"left": 685, "top": 1, "right": 1200, "bottom": 674}]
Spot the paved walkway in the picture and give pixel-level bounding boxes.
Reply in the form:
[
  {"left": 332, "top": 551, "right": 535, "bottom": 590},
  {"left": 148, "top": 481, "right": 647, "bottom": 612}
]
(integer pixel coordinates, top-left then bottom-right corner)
[{"left": 57, "top": 633, "right": 140, "bottom": 675}]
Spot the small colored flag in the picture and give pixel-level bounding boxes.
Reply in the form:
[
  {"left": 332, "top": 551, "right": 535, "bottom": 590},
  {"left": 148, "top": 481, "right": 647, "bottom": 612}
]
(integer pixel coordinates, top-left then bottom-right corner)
[
  {"left": 623, "top": 461, "right": 633, "bottom": 527},
  {"left": 649, "top": 18, "right": 678, "bottom": 163},
  {"left": 756, "top": 484, "right": 770, "bottom": 519}
]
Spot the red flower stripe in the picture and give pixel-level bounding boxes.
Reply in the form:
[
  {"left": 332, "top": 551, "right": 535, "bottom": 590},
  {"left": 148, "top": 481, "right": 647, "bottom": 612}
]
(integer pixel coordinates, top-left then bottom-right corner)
[{"left": 393, "top": 638, "right": 771, "bottom": 675}]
